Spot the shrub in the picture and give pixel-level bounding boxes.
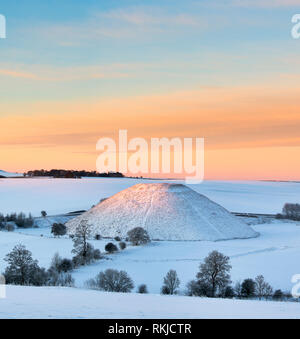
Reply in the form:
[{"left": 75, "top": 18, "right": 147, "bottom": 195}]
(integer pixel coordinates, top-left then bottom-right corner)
[
  {"left": 161, "top": 285, "right": 171, "bottom": 295},
  {"left": 51, "top": 223, "right": 67, "bottom": 237},
  {"left": 95, "top": 234, "right": 101, "bottom": 240},
  {"left": 114, "top": 236, "right": 121, "bottom": 242},
  {"left": 5, "top": 223, "right": 15, "bottom": 232},
  {"left": 30, "top": 266, "right": 49, "bottom": 286},
  {"left": 41, "top": 211, "right": 47, "bottom": 218},
  {"left": 86, "top": 269, "right": 134, "bottom": 293},
  {"left": 127, "top": 227, "right": 150, "bottom": 246},
  {"left": 47, "top": 270, "right": 75, "bottom": 287},
  {"left": 186, "top": 280, "right": 212, "bottom": 297},
  {"left": 119, "top": 242, "right": 126, "bottom": 250},
  {"left": 58, "top": 258, "right": 73, "bottom": 273},
  {"left": 241, "top": 279, "right": 256, "bottom": 298},
  {"left": 73, "top": 243, "right": 100, "bottom": 266},
  {"left": 105, "top": 242, "right": 118, "bottom": 254},
  {"left": 223, "top": 286, "right": 235, "bottom": 299},
  {"left": 93, "top": 249, "right": 102, "bottom": 260},
  {"left": 273, "top": 289, "right": 284, "bottom": 301},
  {"left": 47, "top": 253, "right": 75, "bottom": 286},
  {"left": 137, "top": 284, "right": 148, "bottom": 294},
  {"left": 161, "top": 270, "right": 180, "bottom": 295}
]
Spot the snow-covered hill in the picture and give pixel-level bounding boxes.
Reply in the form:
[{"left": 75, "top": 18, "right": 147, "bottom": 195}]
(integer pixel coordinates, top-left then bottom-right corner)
[
  {"left": 0, "top": 170, "right": 22, "bottom": 178},
  {"left": 1, "top": 285, "right": 300, "bottom": 319},
  {"left": 66, "top": 183, "right": 258, "bottom": 241}
]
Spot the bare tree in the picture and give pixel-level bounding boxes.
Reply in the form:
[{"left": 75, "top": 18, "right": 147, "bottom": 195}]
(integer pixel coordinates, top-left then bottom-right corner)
[
  {"left": 234, "top": 280, "right": 243, "bottom": 299},
  {"left": 197, "top": 251, "right": 231, "bottom": 297},
  {"left": 162, "top": 270, "right": 180, "bottom": 295},
  {"left": 72, "top": 220, "right": 93, "bottom": 265},
  {"left": 255, "top": 275, "right": 273, "bottom": 300}
]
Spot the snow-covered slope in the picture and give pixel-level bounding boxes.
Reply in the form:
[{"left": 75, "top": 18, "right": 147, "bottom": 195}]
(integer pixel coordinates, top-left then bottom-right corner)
[
  {"left": 0, "top": 170, "right": 22, "bottom": 178},
  {"left": 66, "top": 183, "right": 258, "bottom": 241},
  {"left": 1, "top": 286, "right": 300, "bottom": 319}
]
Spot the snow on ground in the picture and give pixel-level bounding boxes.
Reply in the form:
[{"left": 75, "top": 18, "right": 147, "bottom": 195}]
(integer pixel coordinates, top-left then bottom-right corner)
[
  {"left": 1, "top": 220, "right": 300, "bottom": 293},
  {"left": 1, "top": 178, "right": 300, "bottom": 216},
  {"left": 1, "top": 285, "right": 300, "bottom": 319},
  {"left": 1, "top": 178, "right": 300, "bottom": 318}
]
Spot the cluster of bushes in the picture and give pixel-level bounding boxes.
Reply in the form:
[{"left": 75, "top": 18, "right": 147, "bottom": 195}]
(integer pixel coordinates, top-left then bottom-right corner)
[
  {"left": 276, "top": 203, "right": 300, "bottom": 221},
  {"left": 96, "top": 227, "right": 150, "bottom": 254},
  {"left": 0, "top": 212, "right": 34, "bottom": 230},
  {"left": 2, "top": 244, "right": 74, "bottom": 287}
]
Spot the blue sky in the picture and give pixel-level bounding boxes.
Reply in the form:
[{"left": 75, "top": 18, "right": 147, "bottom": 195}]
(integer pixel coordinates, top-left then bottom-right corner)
[{"left": 0, "top": 1, "right": 300, "bottom": 103}]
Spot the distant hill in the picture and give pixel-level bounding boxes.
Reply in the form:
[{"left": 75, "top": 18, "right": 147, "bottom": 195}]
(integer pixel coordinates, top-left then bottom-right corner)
[{"left": 0, "top": 170, "right": 23, "bottom": 178}]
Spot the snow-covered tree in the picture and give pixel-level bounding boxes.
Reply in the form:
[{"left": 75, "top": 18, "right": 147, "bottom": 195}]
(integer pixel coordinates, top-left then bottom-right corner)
[
  {"left": 162, "top": 269, "right": 180, "bottom": 295},
  {"left": 255, "top": 275, "right": 273, "bottom": 300},
  {"left": 4, "top": 244, "right": 46, "bottom": 286},
  {"left": 72, "top": 219, "right": 92, "bottom": 265},
  {"left": 51, "top": 223, "right": 67, "bottom": 237},
  {"left": 86, "top": 269, "right": 134, "bottom": 293},
  {"left": 196, "top": 251, "right": 231, "bottom": 297},
  {"left": 127, "top": 227, "right": 150, "bottom": 246}
]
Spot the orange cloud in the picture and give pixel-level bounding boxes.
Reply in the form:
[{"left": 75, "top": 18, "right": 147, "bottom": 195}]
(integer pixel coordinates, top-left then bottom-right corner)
[
  {"left": 1, "top": 84, "right": 300, "bottom": 179},
  {"left": 0, "top": 69, "right": 38, "bottom": 79}
]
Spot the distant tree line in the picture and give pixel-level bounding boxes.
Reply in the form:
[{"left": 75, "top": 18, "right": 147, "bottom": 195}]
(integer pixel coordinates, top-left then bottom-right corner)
[
  {"left": 276, "top": 203, "right": 300, "bottom": 221},
  {"left": 24, "top": 169, "right": 124, "bottom": 179},
  {"left": 0, "top": 212, "right": 34, "bottom": 231}
]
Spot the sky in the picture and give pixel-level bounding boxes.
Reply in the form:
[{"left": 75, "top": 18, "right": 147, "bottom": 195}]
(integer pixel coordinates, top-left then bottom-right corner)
[{"left": 1, "top": 0, "right": 300, "bottom": 180}]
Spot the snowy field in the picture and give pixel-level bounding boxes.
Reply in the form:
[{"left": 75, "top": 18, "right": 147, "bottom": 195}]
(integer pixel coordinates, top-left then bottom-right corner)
[
  {"left": 1, "top": 221, "right": 300, "bottom": 293},
  {"left": 1, "top": 178, "right": 300, "bottom": 318},
  {"left": 1, "top": 178, "right": 300, "bottom": 216},
  {"left": 1, "top": 285, "right": 300, "bottom": 319}
]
